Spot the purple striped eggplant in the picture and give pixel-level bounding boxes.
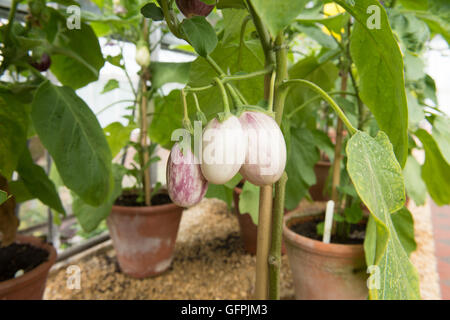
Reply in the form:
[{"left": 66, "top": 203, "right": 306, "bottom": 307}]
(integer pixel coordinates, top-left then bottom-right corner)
[
  {"left": 238, "top": 111, "right": 286, "bottom": 186},
  {"left": 167, "top": 142, "right": 208, "bottom": 207},
  {"left": 201, "top": 115, "right": 247, "bottom": 184},
  {"left": 175, "top": 0, "right": 215, "bottom": 18}
]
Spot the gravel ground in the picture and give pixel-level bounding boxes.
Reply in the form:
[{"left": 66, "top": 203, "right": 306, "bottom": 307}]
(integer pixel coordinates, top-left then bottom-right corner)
[{"left": 44, "top": 198, "right": 440, "bottom": 300}]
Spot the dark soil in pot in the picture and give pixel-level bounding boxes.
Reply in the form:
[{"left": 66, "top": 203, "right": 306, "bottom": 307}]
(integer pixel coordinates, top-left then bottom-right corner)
[
  {"left": 0, "top": 242, "right": 49, "bottom": 282},
  {"left": 115, "top": 190, "right": 171, "bottom": 207},
  {"left": 0, "top": 235, "right": 56, "bottom": 300},
  {"left": 108, "top": 190, "right": 183, "bottom": 279},
  {"left": 283, "top": 207, "right": 368, "bottom": 300},
  {"left": 291, "top": 215, "right": 365, "bottom": 245}
]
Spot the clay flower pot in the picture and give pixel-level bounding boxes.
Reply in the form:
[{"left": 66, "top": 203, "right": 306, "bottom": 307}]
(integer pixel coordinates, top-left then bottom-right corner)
[
  {"left": 0, "top": 235, "right": 56, "bottom": 300},
  {"left": 283, "top": 208, "right": 368, "bottom": 300},
  {"left": 233, "top": 187, "right": 286, "bottom": 255},
  {"left": 107, "top": 202, "right": 183, "bottom": 278},
  {"left": 309, "top": 160, "right": 331, "bottom": 201}
]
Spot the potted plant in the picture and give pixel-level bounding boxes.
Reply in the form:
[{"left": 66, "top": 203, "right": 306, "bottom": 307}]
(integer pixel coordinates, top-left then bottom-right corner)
[
  {"left": 154, "top": 0, "right": 443, "bottom": 300},
  {"left": 0, "top": 0, "right": 108, "bottom": 299},
  {"left": 71, "top": 0, "right": 199, "bottom": 278}
]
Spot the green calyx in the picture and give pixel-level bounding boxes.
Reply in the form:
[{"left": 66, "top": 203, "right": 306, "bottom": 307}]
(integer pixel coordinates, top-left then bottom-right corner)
[{"left": 235, "top": 105, "right": 275, "bottom": 119}]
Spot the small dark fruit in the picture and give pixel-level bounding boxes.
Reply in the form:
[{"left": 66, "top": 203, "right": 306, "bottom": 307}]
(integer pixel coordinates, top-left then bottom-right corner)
[
  {"left": 30, "top": 53, "right": 51, "bottom": 72},
  {"left": 175, "top": 0, "right": 215, "bottom": 18}
]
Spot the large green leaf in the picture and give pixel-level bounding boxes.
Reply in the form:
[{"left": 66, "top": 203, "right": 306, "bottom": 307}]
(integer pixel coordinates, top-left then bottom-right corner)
[
  {"left": 16, "top": 148, "right": 65, "bottom": 214},
  {"left": 238, "top": 181, "right": 260, "bottom": 224},
  {"left": 415, "top": 129, "right": 450, "bottom": 205},
  {"left": 73, "top": 164, "right": 125, "bottom": 232},
  {"left": 285, "top": 54, "right": 339, "bottom": 127},
  {"left": 250, "top": 0, "right": 308, "bottom": 36},
  {"left": 391, "top": 207, "right": 417, "bottom": 256},
  {"left": 149, "top": 61, "right": 192, "bottom": 89},
  {"left": 403, "top": 155, "right": 427, "bottom": 206},
  {"left": 347, "top": 131, "right": 420, "bottom": 299},
  {"left": 49, "top": 9, "right": 104, "bottom": 89},
  {"left": 31, "top": 81, "right": 112, "bottom": 206},
  {"left": 285, "top": 127, "right": 319, "bottom": 210},
  {"left": 431, "top": 115, "right": 450, "bottom": 165},
  {"left": 205, "top": 184, "right": 234, "bottom": 208},
  {"left": 0, "top": 190, "right": 11, "bottom": 206},
  {"left": 0, "top": 92, "right": 29, "bottom": 179},
  {"left": 335, "top": 0, "right": 409, "bottom": 167},
  {"left": 104, "top": 122, "right": 135, "bottom": 158},
  {"left": 180, "top": 16, "right": 218, "bottom": 57},
  {"left": 399, "top": 0, "right": 450, "bottom": 44}
]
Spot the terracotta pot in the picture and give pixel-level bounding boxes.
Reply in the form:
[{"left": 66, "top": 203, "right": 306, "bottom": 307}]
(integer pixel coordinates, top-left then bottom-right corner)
[
  {"left": 0, "top": 235, "right": 56, "bottom": 300},
  {"left": 283, "top": 208, "right": 368, "bottom": 300},
  {"left": 233, "top": 187, "right": 286, "bottom": 255},
  {"left": 107, "top": 202, "right": 183, "bottom": 278},
  {"left": 309, "top": 160, "right": 331, "bottom": 201}
]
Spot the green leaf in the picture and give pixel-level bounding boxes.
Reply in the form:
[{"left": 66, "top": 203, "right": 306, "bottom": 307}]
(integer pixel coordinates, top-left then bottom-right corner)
[
  {"left": 31, "top": 81, "right": 112, "bottom": 206},
  {"left": 403, "top": 155, "right": 427, "bottom": 206},
  {"left": 73, "top": 164, "right": 125, "bottom": 232},
  {"left": 336, "top": 0, "right": 409, "bottom": 167},
  {"left": 0, "top": 190, "right": 11, "bottom": 206},
  {"left": 205, "top": 184, "right": 233, "bottom": 208},
  {"left": 16, "top": 148, "right": 65, "bottom": 214},
  {"left": 222, "top": 8, "right": 254, "bottom": 45},
  {"left": 250, "top": 0, "right": 308, "bottom": 36},
  {"left": 285, "top": 127, "right": 319, "bottom": 210},
  {"left": 286, "top": 54, "right": 339, "bottom": 126},
  {"left": 149, "top": 61, "right": 192, "bottom": 88},
  {"left": 391, "top": 207, "right": 417, "bottom": 256},
  {"left": 406, "top": 92, "right": 424, "bottom": 130},
  {"left": 344, "top": 202, "right": 363, "bottom": 224},
  {"left": 140, "top": 3, "right": 164, "bottom": 21},
  {"left": 415, "top": 129, "right": 450, "bottom": 205},
  {"left": 217, "top": 0, "right": 245, "bottom": 9},
  {"left": 8, "top": 180, "right": 33, "bottom": 203},
  {"left": 101, "top": 79, "right": 119, "bottom": 94},
  {"left": 347, "top": 130, "right": 420, "bottom": 299},
  {"left": 0, "top": 92, "right": 29, "bottom": 179},
  {"left": 238, "top": 181, "right": 260, "bottom": 224},
  {"left": 180, "top": 16, "right": 218, "bottom": 57},
  {"left": 49, "top": 9, "right": 104, "bottom": 89},
  {"left": 104, "top": 122, "right": 134, "bottom": 158},
  {"left": 431, "top": 115, "right": 450, "bottom": 165}
]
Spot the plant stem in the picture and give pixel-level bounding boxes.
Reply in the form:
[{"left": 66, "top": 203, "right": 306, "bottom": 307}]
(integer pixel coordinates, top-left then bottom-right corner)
[
  {"left": 160, "top": 0, "right": 183, "bottom": 38},
  {"left": 214, "top": 77, "right": 230, "bottom": 114},
  {"left": 268, "top": 33, "right": 289, "bottom": 300},
  {"left": 4, "top": 0, "right": 20, "bottom": 42},
  {"left": 330, "top": 84, "right": 346, "bottom": 209},
  {"left": 281, "top": 79, "right": 357, "bottom": 135},
  {"left": 254, "top": 185, "right": 273, "bottom": 299},
  {"left": 140, "top": 18, "right": 151, "bottom": 206},
  {"left": 223, "top": 68, "right": 273, "bottom": 82},
  {"left": 287, "top": 91, "right": 357, "bottom": 119}
]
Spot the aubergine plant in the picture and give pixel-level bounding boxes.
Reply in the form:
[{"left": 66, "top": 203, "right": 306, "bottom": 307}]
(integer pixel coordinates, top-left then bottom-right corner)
[
  {"left": 0, "top": 0, "right": 110, "bottom": 246},
  {"left": 138, "top": 0, "right": 449, "bottom": 300},
  {"left": 71, "top": 0, "right": 196, "bottom": 233}
]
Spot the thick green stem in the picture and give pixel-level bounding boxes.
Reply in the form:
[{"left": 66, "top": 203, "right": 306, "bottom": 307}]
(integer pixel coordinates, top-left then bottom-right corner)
[{"left": 268, "top": 33, "right": 289, "bottom": 300}]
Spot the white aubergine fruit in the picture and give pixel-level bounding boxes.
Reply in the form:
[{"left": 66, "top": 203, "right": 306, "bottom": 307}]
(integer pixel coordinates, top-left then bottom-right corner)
[
  {"left": 167, "top": 142, "right": 208, "bottom": 207},
  {"left": 201, "top": 115, "right": 247, "bottom": 185},
  {"left": 238, "top": 111, "right": 286, "bottom": 186}
]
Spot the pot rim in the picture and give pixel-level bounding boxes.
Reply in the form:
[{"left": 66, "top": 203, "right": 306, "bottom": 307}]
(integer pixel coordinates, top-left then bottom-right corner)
[
  {"left": 112, "top": 201, "right": 183, "bottom": 216},
  {"left": 0, "top": 235, "right": 57, "bottom": 293},
  {"left": 283, "top": 208, "right": 364, "bottom": 258}
]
